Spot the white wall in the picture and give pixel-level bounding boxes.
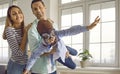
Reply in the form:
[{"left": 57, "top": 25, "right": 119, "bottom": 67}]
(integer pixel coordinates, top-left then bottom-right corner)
[
  {"left": 49, "top": 0, "right": 58, "bottom": 29},
  {"left": 17, "top": 0, "right": 58, "bottom": 28},
  {"left": 17, "top": 0, "right": 35, "bottom": 25}
]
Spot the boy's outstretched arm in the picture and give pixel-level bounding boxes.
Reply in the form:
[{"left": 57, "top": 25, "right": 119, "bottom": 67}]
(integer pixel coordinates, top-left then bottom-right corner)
[{"left": 87, "top": 16, "right": 100, "bottom": 30}]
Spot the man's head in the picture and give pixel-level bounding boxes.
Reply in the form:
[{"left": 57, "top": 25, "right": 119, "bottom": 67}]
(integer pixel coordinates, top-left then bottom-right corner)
[
  {"left": 37, "top": 20, "right": 56, "bottom": 44},
  {"left": 31, "top": 0, "right": 46, "bottom": 20}
]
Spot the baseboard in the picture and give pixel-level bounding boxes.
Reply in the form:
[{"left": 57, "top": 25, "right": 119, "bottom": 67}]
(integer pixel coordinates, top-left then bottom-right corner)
[{"left": 57, "top": 66, "right": 120, "bottom": 74}]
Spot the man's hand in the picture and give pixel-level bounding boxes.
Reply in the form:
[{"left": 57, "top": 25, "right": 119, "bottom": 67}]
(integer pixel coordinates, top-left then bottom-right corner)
[
  {"left": 41, "top": 46, "right": 57, "bottom": 56},
  {"left": 23, "top": 69, "right": 29, "bottom": 74},
  {"left": 49, "top": 46, "right": 57, "bottom": 54},
  {"left": 87, "top": 16, "right": 100, "bottom": 30}
]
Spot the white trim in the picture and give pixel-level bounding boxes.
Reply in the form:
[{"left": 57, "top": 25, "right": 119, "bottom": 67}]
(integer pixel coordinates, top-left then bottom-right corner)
[
  {"left": 118, "top": 0, "right": 120, "bottom": 67},
  {"left": 57, "top": 66, "right": 120, "bottom": 74},
  {"left": 58, "top": 0, "right": 118, "bottom": 67},
  {"left": 115, "top": 0, "right": 119, "bottom": 67}
]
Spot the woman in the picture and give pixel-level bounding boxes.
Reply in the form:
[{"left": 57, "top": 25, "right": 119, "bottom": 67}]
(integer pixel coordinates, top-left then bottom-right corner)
[{"left": 2, "top": 5, "right": 30, "bottom": 74}]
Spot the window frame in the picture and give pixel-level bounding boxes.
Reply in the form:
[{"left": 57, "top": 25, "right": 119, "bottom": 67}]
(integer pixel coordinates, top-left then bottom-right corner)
[
  {"left": 58, "top": 0, "right": 119, "bottom": 67},
  {"left": 0, "top": 0, "right": 16, "bottom": 65},
  {"left": 87, "top": 0, "right": 118, "bottom": 67},
  {"left": 118, "top": 0, "right": 120, "bottom": 67}
]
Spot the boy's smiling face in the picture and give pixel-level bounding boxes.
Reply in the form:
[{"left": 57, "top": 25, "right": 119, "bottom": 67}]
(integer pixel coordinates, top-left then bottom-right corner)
[
  {"left": 37, "top": 19, "right": 56, "bottom": 45},
  {"left": 42, "top": 30, "right": 56, "bottom": 44}
]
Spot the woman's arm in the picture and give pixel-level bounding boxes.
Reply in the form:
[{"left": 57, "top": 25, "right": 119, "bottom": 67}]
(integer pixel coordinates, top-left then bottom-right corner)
[
  {"left": 20, "top": 24, "right": 32, "bottom": 52},
  {"left": 5, "top": 27, "right": 24, "bottom": 56}
]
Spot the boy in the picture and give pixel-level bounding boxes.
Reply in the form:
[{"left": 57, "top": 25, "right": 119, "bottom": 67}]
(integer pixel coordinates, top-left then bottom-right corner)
[{"left": 24, "top": 16, "right": 100, "bottom": 74}]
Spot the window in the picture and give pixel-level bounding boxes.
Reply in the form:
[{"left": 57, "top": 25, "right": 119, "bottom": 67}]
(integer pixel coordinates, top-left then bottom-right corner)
[
  {"left": 59, "top": 0, "right": 119, "bottom": 67},
  {"left": 0, "top": 21, "right": 9, "bottom": 64},
  {"left": 0, "top": 3, "right": 9, "bottom": 64},
  {"left": 0, "top": 0, "right": 17, "bottom": 65},
  {"left": 61, "top": 7, "right": 83, "bottom": 51},
  {"left": 89, "top": 1, "right": 116, "bottom": 66},
  {"left": 0, "top": 3, "right": 8, "bottom": 18}
]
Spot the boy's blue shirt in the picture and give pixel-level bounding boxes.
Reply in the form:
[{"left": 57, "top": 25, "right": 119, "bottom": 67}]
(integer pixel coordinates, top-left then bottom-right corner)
[
  {"left": 28, "top": 19, "right": 56, "bottom": 73},
  {"left": 27, "top": 19, "right": 88, "bottom": 73}
]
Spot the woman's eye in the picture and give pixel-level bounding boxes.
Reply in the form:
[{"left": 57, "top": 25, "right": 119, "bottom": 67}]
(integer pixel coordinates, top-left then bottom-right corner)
[
  {"left": 18, "top": 11, "right": 22, "bottom": 14},
  {"left": 12, "top": 13, "right": 16, "bottom": 15}
]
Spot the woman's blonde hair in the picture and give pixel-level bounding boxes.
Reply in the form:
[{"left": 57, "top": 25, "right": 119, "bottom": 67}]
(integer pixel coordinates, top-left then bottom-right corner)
[{"left": 2, "top": 5, "right": 25, "bottom": 39}]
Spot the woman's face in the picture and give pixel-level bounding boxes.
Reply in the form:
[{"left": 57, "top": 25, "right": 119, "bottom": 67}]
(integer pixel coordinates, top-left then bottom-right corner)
[{"left": 10, "top": 7, "right": 23, "bottom": 25}]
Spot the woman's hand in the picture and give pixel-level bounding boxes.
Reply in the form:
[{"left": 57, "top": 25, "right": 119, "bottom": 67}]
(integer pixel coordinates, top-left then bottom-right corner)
[{"left": 24, "top": 23, "right": 32, "bottom": 33}]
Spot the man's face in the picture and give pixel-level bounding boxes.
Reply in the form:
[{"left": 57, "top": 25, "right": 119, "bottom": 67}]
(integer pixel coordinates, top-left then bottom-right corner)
[{"left": 31, "top": 1, "right": 46, "bottom": 20}]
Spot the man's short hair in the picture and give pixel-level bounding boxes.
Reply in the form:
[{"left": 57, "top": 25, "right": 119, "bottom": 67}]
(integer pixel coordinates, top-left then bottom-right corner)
[{"left": 31, "top": 0, "right": 45, "bottom": 8}]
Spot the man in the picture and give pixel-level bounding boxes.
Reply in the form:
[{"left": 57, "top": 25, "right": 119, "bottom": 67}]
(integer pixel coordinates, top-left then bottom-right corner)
[
  {"left": 28, "top": 0, "right": 56, "bottom": 73},
  {"left": 27, "top": 0, "right": 100, "bottom": 74}
]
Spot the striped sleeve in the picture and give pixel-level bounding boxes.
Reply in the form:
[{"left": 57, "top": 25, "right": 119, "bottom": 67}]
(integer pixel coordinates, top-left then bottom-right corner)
[{"left": 5, "top": 27, "right": 24, "bottom": 56}]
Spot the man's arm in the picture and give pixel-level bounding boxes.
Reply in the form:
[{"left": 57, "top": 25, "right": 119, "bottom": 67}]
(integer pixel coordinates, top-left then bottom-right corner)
[{"left": 23, "top": 44, "right": 49, "bottom": 74}]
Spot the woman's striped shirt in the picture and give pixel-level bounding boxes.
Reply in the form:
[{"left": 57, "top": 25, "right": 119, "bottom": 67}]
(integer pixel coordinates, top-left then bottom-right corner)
[{"left": 5, "top": 27, "right": 28, "bottom": 65}]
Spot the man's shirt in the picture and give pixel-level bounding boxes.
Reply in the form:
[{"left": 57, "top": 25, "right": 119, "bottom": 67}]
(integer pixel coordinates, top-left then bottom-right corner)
[{"left": 28, "top": 19, "right": 56, "bottom": 73}]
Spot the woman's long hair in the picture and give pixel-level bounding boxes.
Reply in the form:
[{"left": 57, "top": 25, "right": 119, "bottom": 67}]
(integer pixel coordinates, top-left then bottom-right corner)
[{"left": 2, "top": 5, "right": 25, "bottom": 39}]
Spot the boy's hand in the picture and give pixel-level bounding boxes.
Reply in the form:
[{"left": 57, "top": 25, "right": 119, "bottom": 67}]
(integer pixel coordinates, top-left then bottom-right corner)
[{"left": 87, "top": 16, "right": 100, "bottom": 30}]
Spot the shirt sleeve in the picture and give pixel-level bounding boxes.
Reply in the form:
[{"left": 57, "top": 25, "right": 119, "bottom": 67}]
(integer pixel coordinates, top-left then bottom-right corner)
[
  {"left": 56, "top": 25, "right": 88, "bottom": 37},
  {"left": 28, "top": 20, "right": 42, "bottom": 52},
  {"left": 5, "top": 27, "right": 23, "bottom": 56},
  {"left": 25, "top": 43, "right": 49, "bottom": 71}
]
